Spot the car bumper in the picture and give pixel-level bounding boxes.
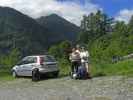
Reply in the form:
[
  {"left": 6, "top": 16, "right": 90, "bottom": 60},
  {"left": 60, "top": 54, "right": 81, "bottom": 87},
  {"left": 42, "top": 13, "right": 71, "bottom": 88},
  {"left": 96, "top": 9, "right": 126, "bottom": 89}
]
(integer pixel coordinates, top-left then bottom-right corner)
[{"left": 39, "top": 68, "right": 59, "bottom": 74}]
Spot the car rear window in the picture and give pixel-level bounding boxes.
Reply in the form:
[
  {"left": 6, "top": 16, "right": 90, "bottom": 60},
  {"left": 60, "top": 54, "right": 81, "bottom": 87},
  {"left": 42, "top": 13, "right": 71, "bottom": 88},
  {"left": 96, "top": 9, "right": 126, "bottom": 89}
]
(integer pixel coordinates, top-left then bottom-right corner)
[{"left": 40, "top": 55, "right": 56, "bottom": 62}]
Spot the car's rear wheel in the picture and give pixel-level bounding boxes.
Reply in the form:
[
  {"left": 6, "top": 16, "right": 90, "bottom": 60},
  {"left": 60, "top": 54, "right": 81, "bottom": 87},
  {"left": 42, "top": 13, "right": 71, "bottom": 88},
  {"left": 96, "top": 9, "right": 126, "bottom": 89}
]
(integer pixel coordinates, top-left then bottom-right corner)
[
  {"left": 12, "top": 71, "right": 18, "bottom": 78},
  {"left": 32, "top": 68, "right": 40, "bottom": 82}
]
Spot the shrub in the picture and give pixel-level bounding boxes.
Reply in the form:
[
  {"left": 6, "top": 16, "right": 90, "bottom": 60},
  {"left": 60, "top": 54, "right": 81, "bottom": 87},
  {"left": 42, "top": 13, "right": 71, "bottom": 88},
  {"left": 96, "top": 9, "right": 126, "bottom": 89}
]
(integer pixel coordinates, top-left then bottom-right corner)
[{"left": 58, "top": 58, "right": 70, "bottom": 77}]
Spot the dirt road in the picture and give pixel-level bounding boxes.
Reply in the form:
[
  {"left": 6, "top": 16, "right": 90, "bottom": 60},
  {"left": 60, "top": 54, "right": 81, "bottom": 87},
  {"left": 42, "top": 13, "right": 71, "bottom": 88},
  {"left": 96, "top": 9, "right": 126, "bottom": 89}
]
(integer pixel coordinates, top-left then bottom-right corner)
[{"left": 0, "top": 76, "right": 133, "bottom": 100}]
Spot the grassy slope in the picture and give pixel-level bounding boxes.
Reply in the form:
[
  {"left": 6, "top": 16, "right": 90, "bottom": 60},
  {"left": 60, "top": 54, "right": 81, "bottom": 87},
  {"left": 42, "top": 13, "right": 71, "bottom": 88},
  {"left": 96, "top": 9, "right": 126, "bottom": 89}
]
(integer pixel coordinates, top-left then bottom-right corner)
[{"left": 91, "top": 59, "right": 133, "bottom": 77}]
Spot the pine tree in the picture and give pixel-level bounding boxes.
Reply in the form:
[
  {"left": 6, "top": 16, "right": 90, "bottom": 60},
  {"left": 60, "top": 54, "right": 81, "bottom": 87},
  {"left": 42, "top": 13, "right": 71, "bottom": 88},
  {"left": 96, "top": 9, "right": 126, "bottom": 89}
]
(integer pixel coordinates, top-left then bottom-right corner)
[{"left": 79, "top": 10, "right": 114, "bottom": 44}]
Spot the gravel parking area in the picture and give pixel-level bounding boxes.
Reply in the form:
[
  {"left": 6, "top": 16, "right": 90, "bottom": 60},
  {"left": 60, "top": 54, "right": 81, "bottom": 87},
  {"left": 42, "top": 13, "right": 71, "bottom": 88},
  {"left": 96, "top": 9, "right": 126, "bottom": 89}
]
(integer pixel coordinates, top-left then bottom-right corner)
[{"left": 0, "top": 76, "right": 133, "bottom": 100}]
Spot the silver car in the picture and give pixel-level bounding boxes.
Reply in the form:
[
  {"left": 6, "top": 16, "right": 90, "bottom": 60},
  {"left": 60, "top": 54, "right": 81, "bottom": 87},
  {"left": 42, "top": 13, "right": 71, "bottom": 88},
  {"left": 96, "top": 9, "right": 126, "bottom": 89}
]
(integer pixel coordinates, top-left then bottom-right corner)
[{"left": 11, "top": 55, "right": 59, "bottom": 79}]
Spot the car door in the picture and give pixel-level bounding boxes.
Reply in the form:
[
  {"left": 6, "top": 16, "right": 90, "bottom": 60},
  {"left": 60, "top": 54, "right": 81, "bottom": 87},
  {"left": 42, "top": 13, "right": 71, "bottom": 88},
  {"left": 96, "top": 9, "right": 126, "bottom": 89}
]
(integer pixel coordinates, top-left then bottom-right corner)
[
  {"left": 23, "top": 57, "right": 37, "bottom": 76},
  {"left": 16, "top": 57, "right": 29, "bottom": 76},
  {"left": 19, "top": 57, "right": 37, "bottom": 76}
]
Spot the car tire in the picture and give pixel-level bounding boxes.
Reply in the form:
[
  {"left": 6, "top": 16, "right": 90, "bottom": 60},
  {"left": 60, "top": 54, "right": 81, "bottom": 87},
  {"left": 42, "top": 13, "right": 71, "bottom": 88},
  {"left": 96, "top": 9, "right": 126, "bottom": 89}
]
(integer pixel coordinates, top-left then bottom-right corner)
[
  {"left": 12, "top": 71, "right": 18, "bottom": 78},
  {"left": 32, "top": 68, "right": 40, "bottom": 82},
  {"left": 52, "top": 71, "right": 59, "bottom": 78}
]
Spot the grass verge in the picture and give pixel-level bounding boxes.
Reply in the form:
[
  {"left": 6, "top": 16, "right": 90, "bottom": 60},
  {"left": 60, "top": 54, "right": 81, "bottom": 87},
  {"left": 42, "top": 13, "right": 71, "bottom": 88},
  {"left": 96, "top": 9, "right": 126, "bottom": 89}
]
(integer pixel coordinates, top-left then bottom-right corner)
[
  {"left": 0, "top": 67, "right": 14, "bottom": 81},
  {"left": 0, "top": 59, "right": 132, "bottom": 81},
  {"left": 91, "top": 59, "right": 133, "bottom": 77}
]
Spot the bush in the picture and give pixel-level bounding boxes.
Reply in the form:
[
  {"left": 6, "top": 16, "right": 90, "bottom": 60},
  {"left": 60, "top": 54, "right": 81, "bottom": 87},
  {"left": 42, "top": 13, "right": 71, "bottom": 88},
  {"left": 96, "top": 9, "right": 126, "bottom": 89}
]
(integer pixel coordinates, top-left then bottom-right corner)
[
  {"left": 0, "top": 48, "right": 20, "bottom": 81},
  {"left": 58, "top": 58, "right": 70, "bottom": 77},
  {"left": 48, "top": 40, "right": 71, "bottom": 59}
]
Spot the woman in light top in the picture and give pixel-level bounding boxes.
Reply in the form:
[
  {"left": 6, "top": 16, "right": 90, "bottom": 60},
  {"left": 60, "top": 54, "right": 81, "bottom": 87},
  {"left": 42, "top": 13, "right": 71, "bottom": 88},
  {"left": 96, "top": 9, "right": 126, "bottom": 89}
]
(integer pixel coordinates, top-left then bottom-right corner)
[{"left": 80, "top": 47, "right": 91, "bottom": 78}]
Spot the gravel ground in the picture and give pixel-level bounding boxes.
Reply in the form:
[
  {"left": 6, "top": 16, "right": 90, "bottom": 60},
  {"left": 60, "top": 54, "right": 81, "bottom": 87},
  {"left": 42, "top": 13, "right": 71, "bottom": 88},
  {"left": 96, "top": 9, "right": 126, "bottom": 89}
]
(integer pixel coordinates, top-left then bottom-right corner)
[{"left": 0, "top": 76, "right": 133, "bottom": 100}]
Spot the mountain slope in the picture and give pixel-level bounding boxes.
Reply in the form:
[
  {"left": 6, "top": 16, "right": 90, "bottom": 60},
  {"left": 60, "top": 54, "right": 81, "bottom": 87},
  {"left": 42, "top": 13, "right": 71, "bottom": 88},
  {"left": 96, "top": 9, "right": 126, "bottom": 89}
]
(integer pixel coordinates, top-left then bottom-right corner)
[
  {"left": 0, "top": 7, "right": 48, "bottom": 55},
  {"left": 36, "top": 14, "right": 80, "bottom": 44},
  {"left": 0, "top": 7, "right": 80, "bottom": 55}
]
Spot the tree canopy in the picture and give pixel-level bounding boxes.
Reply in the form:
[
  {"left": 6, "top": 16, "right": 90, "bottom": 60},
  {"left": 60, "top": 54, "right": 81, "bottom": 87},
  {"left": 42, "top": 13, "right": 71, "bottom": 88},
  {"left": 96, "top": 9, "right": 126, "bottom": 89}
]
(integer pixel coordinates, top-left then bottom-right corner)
[{"left": 79, "top": 10, "right": 133, "bottom": 63}]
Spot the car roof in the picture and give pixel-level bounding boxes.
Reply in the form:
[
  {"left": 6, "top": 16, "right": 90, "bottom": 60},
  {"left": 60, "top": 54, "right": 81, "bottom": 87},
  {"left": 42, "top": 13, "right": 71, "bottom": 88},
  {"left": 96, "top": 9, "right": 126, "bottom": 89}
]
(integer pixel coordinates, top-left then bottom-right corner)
[{"left": 26, "top": 55, "right": 53, "bottom": 58}]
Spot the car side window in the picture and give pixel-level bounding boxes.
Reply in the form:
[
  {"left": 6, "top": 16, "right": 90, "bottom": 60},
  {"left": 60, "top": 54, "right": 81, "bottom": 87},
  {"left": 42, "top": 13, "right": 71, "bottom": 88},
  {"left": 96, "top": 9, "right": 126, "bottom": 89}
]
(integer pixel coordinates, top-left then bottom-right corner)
[
  {"left": 17, "top": 57, "right": 29, "bottom": 65},
  {"left": 17, "top": 60, "right": 27, "bottom": 65},
  {"left": 27, "top": 57, "right": 37, "bottom": 64},
  {"left": 17, "top": 57, "right": 37, "bottom": 65}
]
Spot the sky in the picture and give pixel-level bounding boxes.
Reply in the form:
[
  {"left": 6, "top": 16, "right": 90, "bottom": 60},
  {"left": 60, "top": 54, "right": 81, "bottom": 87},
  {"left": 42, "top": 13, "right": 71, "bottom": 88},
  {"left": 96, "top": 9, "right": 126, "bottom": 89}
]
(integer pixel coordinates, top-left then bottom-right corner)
[{"left": 0, "top": 0, "right": 133, "bottom": 26}]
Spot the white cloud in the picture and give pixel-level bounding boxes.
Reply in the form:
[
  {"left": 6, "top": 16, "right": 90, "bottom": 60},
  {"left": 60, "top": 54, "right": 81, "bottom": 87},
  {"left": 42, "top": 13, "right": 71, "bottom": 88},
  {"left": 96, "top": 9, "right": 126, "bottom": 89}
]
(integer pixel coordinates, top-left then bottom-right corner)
[
  {"left": 115, "top": 9, "right": 133, "bottom": 23},
  {"left": 0, "top": 0, "right": 100, "bottom": 26}
]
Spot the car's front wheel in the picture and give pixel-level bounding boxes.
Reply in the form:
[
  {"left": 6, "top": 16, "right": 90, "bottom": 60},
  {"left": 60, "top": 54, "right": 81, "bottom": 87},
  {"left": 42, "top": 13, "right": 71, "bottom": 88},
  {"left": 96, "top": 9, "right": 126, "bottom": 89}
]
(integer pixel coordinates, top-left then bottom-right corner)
[
  {"left": 32, "top": 68, "right": 40, "bottom": 82},
  {"left": 12, "top": 71, "right": 18, "bottom": 78}
]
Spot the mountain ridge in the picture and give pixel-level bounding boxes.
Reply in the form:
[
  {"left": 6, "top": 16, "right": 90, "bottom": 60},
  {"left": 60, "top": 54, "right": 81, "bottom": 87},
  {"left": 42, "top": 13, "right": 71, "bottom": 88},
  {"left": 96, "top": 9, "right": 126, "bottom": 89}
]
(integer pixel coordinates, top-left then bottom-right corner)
[
  {"left": 0, "top": 6, "right": 80, "bottom": 55},
  {"left": 36, "top": 13, "right": 80, "bottom": 43}
]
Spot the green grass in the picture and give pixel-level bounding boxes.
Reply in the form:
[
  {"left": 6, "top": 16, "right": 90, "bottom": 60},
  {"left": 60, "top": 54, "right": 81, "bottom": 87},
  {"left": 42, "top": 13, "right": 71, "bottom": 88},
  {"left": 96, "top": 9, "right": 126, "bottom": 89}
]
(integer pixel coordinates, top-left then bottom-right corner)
[
  {"left": 58, "top": 58, "right": 133, "bottom": 78},
  {"left": 91, "top": 59, "right": 133, "bottom": 77},
  {"left": 0, "top": 67, "right": 14, "bottom": 81}
]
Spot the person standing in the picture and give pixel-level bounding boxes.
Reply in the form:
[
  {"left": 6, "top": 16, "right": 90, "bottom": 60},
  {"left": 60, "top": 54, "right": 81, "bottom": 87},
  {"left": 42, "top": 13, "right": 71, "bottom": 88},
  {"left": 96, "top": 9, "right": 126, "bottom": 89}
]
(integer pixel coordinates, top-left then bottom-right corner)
[
  {"left": 69, "top": 48, "right": 81, "bottom": 74},
  {"left": 80, "top": 47, "right": 91, "bottom": 78}
]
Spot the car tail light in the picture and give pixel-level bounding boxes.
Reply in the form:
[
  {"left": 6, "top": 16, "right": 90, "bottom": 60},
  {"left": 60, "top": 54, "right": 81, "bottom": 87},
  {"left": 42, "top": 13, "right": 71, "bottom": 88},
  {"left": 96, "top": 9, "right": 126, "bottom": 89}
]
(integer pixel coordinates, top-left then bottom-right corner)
[{"left": 39, "top": 57, "right": 44, "bottom": 65}]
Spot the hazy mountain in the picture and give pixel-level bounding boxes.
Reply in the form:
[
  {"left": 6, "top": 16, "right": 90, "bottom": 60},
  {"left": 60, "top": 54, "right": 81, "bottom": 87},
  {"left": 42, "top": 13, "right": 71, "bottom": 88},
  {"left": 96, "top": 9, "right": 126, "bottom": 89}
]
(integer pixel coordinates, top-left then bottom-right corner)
[
  {"left": 36, "top": 14, "right": 80, "bottom": 44},
  {"left": 0, "top": 7, "right": 80, "bottom": 55},
  {"left": 0, "top": 7, "right": 49, "bottom": 55}
]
